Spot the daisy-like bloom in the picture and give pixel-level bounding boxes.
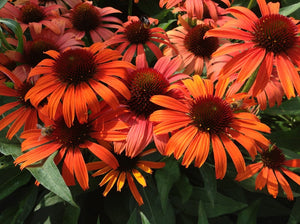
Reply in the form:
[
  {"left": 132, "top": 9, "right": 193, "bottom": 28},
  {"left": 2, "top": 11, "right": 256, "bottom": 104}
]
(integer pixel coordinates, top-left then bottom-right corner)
[
  {"left": 159, "top": 0, "right": 231, "bottom": 21},
  {"left": 25, "top": 42, "right": 135, "bottom": 127},
  {"left": 63, "top": 1, "right": 122, "bottom": 43},
  {"left": 210, "top": 53, "right": 285, "bottom": 110},
  {"left": 7, "top": 22, "right": 83, "bottom": 68},
  {"left": 205, "top": 0, "right": 300, "bottom": 99},
  {"left": 236, "top": 144, "right": 300, "bottom": 200},
  {"left": 150, "top": 75, "right": 271, "bottom": 179},
  {"left": 87, "top": 147, "right": 165, "bottom": 206},
  {"left": 166, "top": 16, "right": 220, "bottom": 75},
  {"left": 105, "top": 16, "right": 175, "bottom": 63},
  {"left": 0, "top": 0, "right": 62, "bottom": 34},
  {"left": 14, "top": 103, "right": 128, "bottom": 190},
  {"left": 226, "top": 72, "right": 285, "bottom": 110},
  {"left": 0, "top": 65, "right": 38, "bottom": 139},
  {"left": 117, "top": 55, "right": 188, "bottom": 157}
]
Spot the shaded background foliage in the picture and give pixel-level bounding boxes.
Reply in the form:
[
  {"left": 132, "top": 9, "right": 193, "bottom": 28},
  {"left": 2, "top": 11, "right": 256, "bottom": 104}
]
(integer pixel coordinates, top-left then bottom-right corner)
[{"left": 0, "top": 0, "right": 300, "bottom": 223}]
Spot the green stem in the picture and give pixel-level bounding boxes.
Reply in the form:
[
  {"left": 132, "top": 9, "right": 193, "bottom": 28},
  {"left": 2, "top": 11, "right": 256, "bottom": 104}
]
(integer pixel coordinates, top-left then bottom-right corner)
[
  {"left": 0, "top": 30, "right": 14, "bottom": 51},
  {"left": 142, "top": 188, "right": 157, "bottom": 224},
  {"left": 247, "top": 0, "right": 256, "bottom": 9},
  {"left": 128, "top": 0, "right": 133, "bottom": 16},
  {"left": 240, "top": 67, "right": 259, "bottom": 93}
]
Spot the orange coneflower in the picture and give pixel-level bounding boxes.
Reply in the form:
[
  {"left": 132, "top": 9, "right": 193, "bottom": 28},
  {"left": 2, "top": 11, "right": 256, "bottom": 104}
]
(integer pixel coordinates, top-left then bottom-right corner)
[
  {"left": 236, "top": 144, "right": 300, "bottom": 200},
  {"left": 116, "top": 55, "right": 187, "bottom": 157},
  {"left": 87, "top": 147, "right": 165, "bottom": 206},
  {"left": 25, "top": 42, "right": 135, "bottom": 127},
  {"left": 210, "top": 52, "right": 285, "bottom": 110},
  {"left": 0, "top": 65, "right": 38, "bottom": 139},
  {"left": 105, "top": 16, "right": 175, "bottom": 63},
  {"left": 205, "top": 0, "right": 300, "bottom": 99},
  {"left": 6, "top": 22, "right": 84, "bottom": 70},
  {"left": 166, "top": 16, "right": 221, "bottom": 75},
  {"left": 150, "top": 75, "right": 271, "bottom": 179},
  {"left": 63, "top": 1, "right": 122, "bottom": 43},
  {"left": 159, "top": 0, "right": 231, "bottom": 21},
  {"left": 0, "top": 0, "right": 62, "bottom": 34},
  {"left": 14, "top": 103, "right": 128, "bottom": 190}
]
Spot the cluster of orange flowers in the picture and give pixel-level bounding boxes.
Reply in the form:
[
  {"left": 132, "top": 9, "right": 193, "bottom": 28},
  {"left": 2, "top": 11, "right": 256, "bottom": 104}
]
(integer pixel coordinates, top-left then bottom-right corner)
[{"left": 0, "top": 0, "right": 299, "bottom": 206}]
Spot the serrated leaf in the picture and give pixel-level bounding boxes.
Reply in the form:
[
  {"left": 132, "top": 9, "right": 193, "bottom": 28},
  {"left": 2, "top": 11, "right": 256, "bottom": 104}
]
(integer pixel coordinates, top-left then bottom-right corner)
[
  {"left": 197, "top": 201, "right": 209, "bottom": 224},
  {"left": 0, "top": 18, "right": 23, "bottom": 52},
  {"left": 155, "top": 158, "right": 180, "bottom": 212},
  {"left": 140, "top": 212, "right": 150, "bottom": 224},
  {"left": 280, "top": 2, "right": 300, "bottom": 16},
  {"left": 0, "top": 142, "right": 77, "bottom": 207},
  {"left": 199, "top": 164, "right": 217, "bottom": 206},
  {"left": 0, "top": 0, "right": 8, "bottom": 9},
  {"left": 237, "top": 199, "right": 261, "bottom": 224}
]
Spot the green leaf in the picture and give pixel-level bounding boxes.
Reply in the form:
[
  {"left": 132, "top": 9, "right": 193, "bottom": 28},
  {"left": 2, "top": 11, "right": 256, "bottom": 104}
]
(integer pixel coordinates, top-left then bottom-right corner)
[
  {"left": 155, "top": 157, "right": 180, "bottom": 212},
  {"left": 197, "top": 201, "right": 209, "bottom": 224},
  {"left": 0, "top": 0, "right": 7, "bottom": 9},
  {"left": 0, "top": 184, "right": 38, "bottom": 224},
  {"left": 127, "top": 208, "right": 138, "bottom": 224},
  {"left": 0, "top": 165, "right": 31, "bottom": 200},
  {"left": 237, "top": 199, "right": 261, "bottom": 224},
  {"left": 199, "top": 164, "right": 217, "bottom": 206},
  {"left": 173, "top": 187, "right": 247, "bottom": 218},
  {"left": 140, "top": 185, "right": 176, "bottom": 224},
  {"left": 174, "top": 173, "right": 193, "bottom": 203},
  {"left": 140, "top": 212, "right": 151, "bottom": 224},
  {"left": 288, "top": 197, "right": 300, "bottom": 224},
  {"left": 280, "top": 2, "right": 300, "bottom": 16},
  {"left": 29, "top": 192, "right": 80, "bottom": 224},
  {"left": 0, "top": 18, "right": 23, "bottom": 52},
  {"left": 269, "top": 126, "right": 300, "bottom": 151},
  {"left": 0, "top": 142, "right": 77, "bottom": 207},
  {"left": 263, "top": 97, "right": 300, "bottom": 116}
]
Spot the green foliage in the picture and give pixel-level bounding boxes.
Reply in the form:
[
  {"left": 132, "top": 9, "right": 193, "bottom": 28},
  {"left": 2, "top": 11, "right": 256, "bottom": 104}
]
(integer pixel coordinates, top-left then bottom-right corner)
[
  {"left": 154, "top": 157, "right": 180, "bottom": 212},
  {"left": 0, "top": 0, "right": 7, "bottom": 9},
  {"left": 0, "top": 18, "right": 23, "bottom": 52},
  {"left": 0, "top": 132, "right": 76, "bottom": 207}
]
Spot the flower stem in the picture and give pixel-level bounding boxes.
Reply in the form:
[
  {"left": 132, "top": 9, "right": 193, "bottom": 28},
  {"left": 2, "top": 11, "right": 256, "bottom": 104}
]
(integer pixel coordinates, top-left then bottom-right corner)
[
  {"left": 241, "top": 67, "right": 259, "bottom": 93},
  {"left": 247, "top": 0, "right": 256, "bottom": 9},
  {"left": 128, "top": 0, "right": 133, "bottom": 16}
]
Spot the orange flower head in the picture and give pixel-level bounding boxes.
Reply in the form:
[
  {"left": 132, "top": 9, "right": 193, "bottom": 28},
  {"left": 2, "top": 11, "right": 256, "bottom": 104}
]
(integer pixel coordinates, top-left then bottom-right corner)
[
  {"left": 0, "top": 66, "right": 38, "bottom": 139},
  {"left": 184, "top": 24, "right": 219, "bottom": 58},
  {"left": 127, "top": 68, "right": 170, "bottom": 119},
  {"left": 20, "top": 2, "right": 45, "bottom": 24},
  {"left": 87, "top": 148, "right": 165, "bottom": 206},
  {"left": 124, "top": 20, "right": 151, "bottom": 44},
  {"left": 150, "top": 75, "right": 271, "bottom": 179},
  {"left": 167, "top": 18, "right": 220, "bottom": 75},
  {"left": 0, "top": 0, "right": 62, "bottom": 34},
  {"left": 205, "top": 0, "right": 300, "bottom": 99},
  {"left": 105, "top": 16, "right": 175, "bottom": 63},
  {"left": 189, "top": 95, "right": 233, "bottom": 134},
  {"left": 68, "top": 2, "right": 122, "bottom": 42},
  {"left": 117, "top": 56, "right": 187, "bottom": 157},
  {"left": 236, "top": 144, "right": 300, "bottom": 200},
  {"left": 252, "top": 14, "right": 297, "bottom": 54},
  {"left": 25, "top": 43, "right": 135, "bottom": 127},
  {"left": 14, "top": 105, "right": 128, "bottom": 190}
]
